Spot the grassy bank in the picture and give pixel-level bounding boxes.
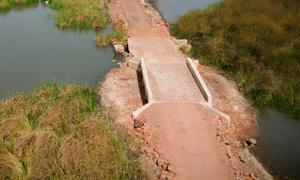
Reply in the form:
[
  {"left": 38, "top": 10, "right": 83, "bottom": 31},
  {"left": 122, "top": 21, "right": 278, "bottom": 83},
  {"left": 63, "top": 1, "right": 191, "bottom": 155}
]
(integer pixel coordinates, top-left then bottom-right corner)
[
  {"left": 96, "top": 30, "right": 126, "bottom": 47},
  {"left": 172, "top": 0, "right": 300, "bottom": 118},
  {"left": 0, "top": 0, "right": 39, "bottom": 12},
  {"left": 48, "top": 0, "right": 108, "bottom": 30},
  {"left": 0, "top": 0, "right": 108, "bottom": 30},
  {"left": 0, "top": 83, "right": 146, "bottom": 179}
]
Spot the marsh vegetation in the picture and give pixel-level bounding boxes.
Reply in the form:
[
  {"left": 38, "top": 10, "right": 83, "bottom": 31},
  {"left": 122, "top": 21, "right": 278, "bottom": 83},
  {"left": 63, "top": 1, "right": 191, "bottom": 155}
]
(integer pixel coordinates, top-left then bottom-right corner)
[
  {"left": 0, "top": 0, "right": 38, "bottom": 12},
  {"left": 0, "top": 83, "right": 146, "bottom": 179},
  {"left": 0, "top": 0, "right": 108, "bottom": 30},
  {"left": 172, "top": 0, "right": 300, "bottom": 118},
  {"left": 47, "top": 0, "right": 108, "bottom": 30},
  {"left": 96, "top": 30, "right": 126, "bottom": 47}
]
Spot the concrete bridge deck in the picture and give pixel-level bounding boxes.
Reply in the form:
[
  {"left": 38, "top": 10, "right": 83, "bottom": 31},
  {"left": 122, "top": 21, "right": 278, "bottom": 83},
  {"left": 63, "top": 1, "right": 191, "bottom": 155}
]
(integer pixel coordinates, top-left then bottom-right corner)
[
  {"left": 108, "top": 0, "right": 233, "bottom": 179},
  {"left": 129, "top": 37, "right": 205, "bottom": 103}
]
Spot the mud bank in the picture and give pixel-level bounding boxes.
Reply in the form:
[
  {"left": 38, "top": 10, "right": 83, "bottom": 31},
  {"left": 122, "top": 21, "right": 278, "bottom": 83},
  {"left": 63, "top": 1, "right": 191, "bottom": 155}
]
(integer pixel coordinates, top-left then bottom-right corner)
[{"left": 99, "top": 0, "right": 272, "bottom": 179}]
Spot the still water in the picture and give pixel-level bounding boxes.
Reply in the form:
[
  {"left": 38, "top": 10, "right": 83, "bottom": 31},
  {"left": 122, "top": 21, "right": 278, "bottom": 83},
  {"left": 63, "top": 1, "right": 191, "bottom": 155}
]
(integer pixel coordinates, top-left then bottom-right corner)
[
  {"left": 254, "top": 110, "right": 300, "bottom": 179},
  {"left": 0, "top": 3, "right": 117, "bottom": 99},
  {"left": 149, "top": 0, "right": 219, "bottom": 22}
]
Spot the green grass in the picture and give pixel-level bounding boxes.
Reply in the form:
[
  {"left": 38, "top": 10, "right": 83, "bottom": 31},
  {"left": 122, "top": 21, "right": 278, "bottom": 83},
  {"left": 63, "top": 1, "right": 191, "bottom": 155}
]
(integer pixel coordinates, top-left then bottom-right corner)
[
  {"left": 47, "top": 0, "right": 108, "bottom": 30},
  {"left": 0, "top": 0, "right": 109, "bottom": 30},
  {"left": 0, "top": 83, "right": 147, "bottom": 179},
  {"left": 0, "top": 0, "right": 39, "bottom": 12},
  {"left": 96, "top": 29, "right": 126, "bottom": 47},
  {"left": 172, "top": 0, "right": 300, "bottom": 119}
]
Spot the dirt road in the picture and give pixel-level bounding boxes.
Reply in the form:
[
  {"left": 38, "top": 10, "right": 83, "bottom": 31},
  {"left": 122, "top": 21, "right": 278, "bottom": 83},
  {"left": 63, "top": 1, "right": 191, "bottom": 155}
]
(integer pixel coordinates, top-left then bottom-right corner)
[{"left": 108, "top": 0, "right": 234, "bottom": 179}]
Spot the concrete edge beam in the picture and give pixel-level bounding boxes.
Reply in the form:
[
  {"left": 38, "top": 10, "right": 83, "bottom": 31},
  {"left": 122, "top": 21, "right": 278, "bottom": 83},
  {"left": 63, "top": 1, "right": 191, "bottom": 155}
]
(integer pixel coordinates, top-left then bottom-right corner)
[
  {"left": 140, "top": 57, "right": 154, "bottom": 103},
  {"left": 186, "top": 57, "right": 213, "bottom": 106},
  {"left": 186, "top": 58, "right": 230, "bottom": 124},
  {"left": 132, "top": 102, "right": 153, "bottom": 120}
]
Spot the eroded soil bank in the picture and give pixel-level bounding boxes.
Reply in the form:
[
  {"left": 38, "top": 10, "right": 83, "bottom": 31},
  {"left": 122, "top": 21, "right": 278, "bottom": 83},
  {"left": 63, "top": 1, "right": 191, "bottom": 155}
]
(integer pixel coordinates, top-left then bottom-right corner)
[{"left": 99, "top": 0, "right": 272, "bottom": 179}]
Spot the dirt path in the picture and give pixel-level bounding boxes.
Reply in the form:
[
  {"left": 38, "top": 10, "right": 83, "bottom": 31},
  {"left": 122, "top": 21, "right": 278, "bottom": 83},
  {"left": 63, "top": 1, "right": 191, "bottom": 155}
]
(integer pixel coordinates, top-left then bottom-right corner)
[
  {"left": 139, "top": 103, "right": 233, "bottom": 179},
  {"left": 108, "top": 0, "right": 234, "bottom": 179}
]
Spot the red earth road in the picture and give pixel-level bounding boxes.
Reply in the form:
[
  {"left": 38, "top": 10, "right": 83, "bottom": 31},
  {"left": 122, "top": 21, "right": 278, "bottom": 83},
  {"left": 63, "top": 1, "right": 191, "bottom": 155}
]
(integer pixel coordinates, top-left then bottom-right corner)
[{"left": 108, "top": 0, "right": 235, "bottom": 179}]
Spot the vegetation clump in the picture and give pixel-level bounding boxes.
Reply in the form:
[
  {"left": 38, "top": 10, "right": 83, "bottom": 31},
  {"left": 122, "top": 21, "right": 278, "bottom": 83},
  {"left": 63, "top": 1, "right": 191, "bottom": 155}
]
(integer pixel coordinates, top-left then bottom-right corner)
[
  {"left": 0, "top": 0, "right": 38, "bottom": 12},
  {"left": 96, "top": 30, "right": 127, "bottom": 47},
  {"left": 47, "top": 0, "right": 108, "bottom": 30},
  {"left": 0, "top": 0, "right": 109, "bottom": 30},
  {"left": 172, "top": 0, "right": 300, "bottom": 118},
  {"left": 0, "top": 83, "right": 146, "bottom": 179}
]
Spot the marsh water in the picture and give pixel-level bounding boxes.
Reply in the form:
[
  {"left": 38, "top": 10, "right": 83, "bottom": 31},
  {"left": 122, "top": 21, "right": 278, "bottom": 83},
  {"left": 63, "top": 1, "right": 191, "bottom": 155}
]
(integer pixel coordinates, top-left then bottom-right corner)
[
  {"left": 0, "top": 3, "right": 117, "bottom": 99},
  {"left": 253, "top": 110, "right": 300, "bottom": 179},
  {"left": 150, "top": 0, "right": 300, "bottom": 179},
  {"left": 149, "top": 0, "right": 219, "bottom": 22}
]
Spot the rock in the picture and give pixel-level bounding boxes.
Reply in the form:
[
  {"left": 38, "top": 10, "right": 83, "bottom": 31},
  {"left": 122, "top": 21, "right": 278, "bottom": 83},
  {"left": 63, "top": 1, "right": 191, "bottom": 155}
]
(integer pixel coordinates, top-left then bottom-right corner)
[
  {"left": 248, "top": 138, "right": 257, "bottom": 145},
  {"left": 179, "top": 44, "right": 192, "bottom": 54},
  {"left": 226, "top": 149, "right": 232, "bottom": 159},
  {"left": 166, "top": 165, "right": 173, "bottom": 172},
  {"left": 174, "top": 39, "right": 188, "bottom": 47},
  {"left": 162, "top": 164, "right": 168, "bottom": 170},
  {"left": 134, "top": 119, "right": 144, "bottom": 129},
  {"left": 113, "top": 44, "right": 125, "bottom": 54},
  {"left": 239, "top": 155, "right": 247, "bottom": 163},
  {"left": 156, "top": 158, "right": 164, "bottom": 166},
  {"left": 244, "top": 138, "right": 257, "bottom": 147},
  {"left": 157, "top": 174, "right": 168, "bottom": 180},
  {"left": 174, "top": 39, "right": 192, "bottom": 54}
]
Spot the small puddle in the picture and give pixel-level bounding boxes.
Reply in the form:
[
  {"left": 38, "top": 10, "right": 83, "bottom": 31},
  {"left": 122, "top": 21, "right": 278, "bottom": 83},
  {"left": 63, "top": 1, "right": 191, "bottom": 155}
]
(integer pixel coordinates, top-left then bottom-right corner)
[
  {"left": 149, "top": 0, "right": 219, "bottom": 22},
  {"left": 0, "top": 3, "right": 118, "bottom": 99},
  {"left": 253, "top": 110, "right": 300, "bottom": 179}
]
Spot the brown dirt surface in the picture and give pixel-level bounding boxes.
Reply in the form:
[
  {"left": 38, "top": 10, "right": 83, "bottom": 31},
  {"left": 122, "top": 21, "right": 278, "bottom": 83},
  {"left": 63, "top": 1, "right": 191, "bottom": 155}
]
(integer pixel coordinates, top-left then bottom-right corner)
[
  {"left": 101, "top": 0, "right": 272, "bottom": 179},
  {"left": 98, "top": 62, "right": 144, "bottom": 125},
  {"left": 136, "top": 103, "right": 234, "bottom": 179},
  {"left": 198, "top": 64, "right": 259, "bottom": 140}
]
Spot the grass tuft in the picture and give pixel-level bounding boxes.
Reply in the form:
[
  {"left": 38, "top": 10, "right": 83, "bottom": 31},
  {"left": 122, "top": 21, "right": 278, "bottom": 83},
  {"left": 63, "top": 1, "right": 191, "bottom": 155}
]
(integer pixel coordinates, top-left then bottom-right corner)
[
  {"left": 0, "top": 0, "right": 39, "bottom": 12},
  {"left": 0, "top": 0, "right": 109, "bottom": 31},
  {"left": 96, "top": 30, "right": 127, "bottom": 46},
  {"left": 48, "top": 0, "right": 109, "bottom": 30}
]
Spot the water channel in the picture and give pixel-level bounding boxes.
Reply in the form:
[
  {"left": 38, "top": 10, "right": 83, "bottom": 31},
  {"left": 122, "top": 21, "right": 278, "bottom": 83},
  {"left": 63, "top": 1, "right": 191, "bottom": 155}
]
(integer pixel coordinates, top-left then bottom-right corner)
[{"left": 0, "top": 3, "right": 117, "bottom": 99}]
